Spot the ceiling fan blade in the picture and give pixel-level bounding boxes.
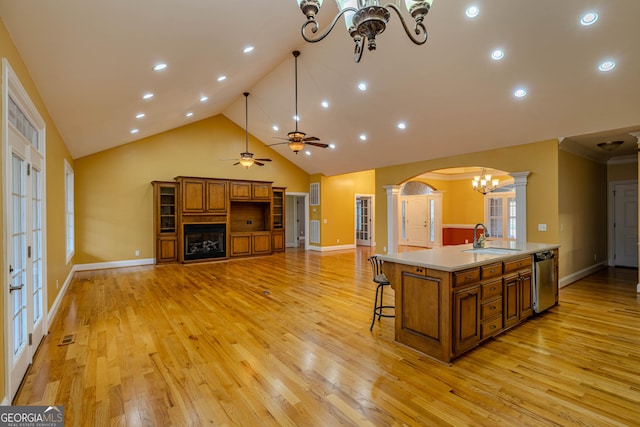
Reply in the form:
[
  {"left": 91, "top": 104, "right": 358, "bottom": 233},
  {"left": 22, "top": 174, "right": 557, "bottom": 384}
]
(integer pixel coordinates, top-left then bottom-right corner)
[
  {"left": 305, "top": 141, "right": 329, "bottom": 148},
  {"left": 254, "top": 161, "right": 264, "bottom": 166},
  {"left": 267, "top": 141, "right": 288, "bottom": 147},
  {"left": 255, "top": 158, "right": 272, "bottom": 162},
  {"left": 303, "top": 136, "right": 320, "bottom": 142},
  {"left": 233, "top": 162, "right": 241, "bottom": 166}
]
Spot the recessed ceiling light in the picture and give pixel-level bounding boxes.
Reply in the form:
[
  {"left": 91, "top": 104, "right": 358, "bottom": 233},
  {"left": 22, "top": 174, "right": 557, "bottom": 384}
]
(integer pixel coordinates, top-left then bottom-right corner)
[
  {"left": 304, "top": 150, "right": 311, "bottom": 156},
  {"left": 491, "top": 49, "right": 505, "bottom": 60},
  {"left": 186, "top": 112, "right": 194, "bottom": 117},
  {"left": 397, "top": 122, "right": 407, "bottom": 130},
  {"left": 294, "top": 115, "right": 300, "bottom": 122},
  {"left": 200, "top": 95, "right": 209, "bottom": 102},
  {"left": 135, "top": 113, "right": 145, "bottom": 119},
  {"left": 321, "top": 100, "right": 329, "bottom": 108},
  {"left": 153, "top": 63, "right": 167, "bottom": 71},
  {"left": 514, "top": 88, "right": 527, "bottom": 98},
  {"left": 580, "top": 11, "right": 598, "bottom": 26},
  {"left": 466, "top": 6, "right": 479, "bottom": 18},
  {"left": 359, "top": 134, "right": 367, "bottom": 141},
  {"left": 243, "top": 46, "right": 254, "bottom": 54},
  {"left": 142, "top": 92, "right": 154, "bottom": 100},
  {"left": 217, "top": 75, "right": 227, "bottom": 82},
  {"left": 598, "top": 60, "right": 616, "bottom": 72},
  {"left": 130, "top": 129, "right": 139, "bottom": 134},
  {"left": 272, "top": 125, "right": 279, "bottom": 131},
  {"left": 358, "top": 82, "right": 367, "bottom": 91},
  {"left": 329, "top": 143, "right": 336, "bottom": 149}
]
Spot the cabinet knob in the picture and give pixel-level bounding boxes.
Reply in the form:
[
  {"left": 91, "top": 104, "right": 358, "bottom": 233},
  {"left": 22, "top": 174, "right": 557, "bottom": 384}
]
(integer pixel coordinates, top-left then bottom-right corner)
[
  {"left": 490, "top": 287, "right": 496, "bottom": 291},
  {"left": 490, "top": 325, "right": 496, "bottom": 330},
  {"left": 490, "top": 305, "right": 496, "bottom": 310},
  {"left": 465, "top": 275, "right": 473, "bottom": 280}
]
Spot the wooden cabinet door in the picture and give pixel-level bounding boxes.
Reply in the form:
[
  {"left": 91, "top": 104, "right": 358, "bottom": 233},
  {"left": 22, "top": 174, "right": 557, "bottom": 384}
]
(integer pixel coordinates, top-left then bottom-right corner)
[
  {"left": 503, "top": 274, "right": 519, "bottom": 328},
  {"left": 252, "top": 183, "right": 271, "bottom": 200},
  {"left": 206, "top": 180, "right": 227, "bottom": 213},
  {"left": 157, "top": 237, "right": 177, "bottom": 263},
  {"left": 519, "top": 270, "right": 533, "bottom": 319},
  {"left": 230, "top": 234, "right": 251, "bottom": 257},
  {"left": 230, "top": 181, "right": 251, "bottom": 200},
  {"left": 453, "top": 286, "right": 481, "bottom": 355},
  {"left": 252, "top": 232, "right": 271, "bottom": 254},
  {"left": 272, "top": 231, "right": 284, "bottom": 252},
  {"left": 182, "top": 179, "right": 205, "bottom": 212}
]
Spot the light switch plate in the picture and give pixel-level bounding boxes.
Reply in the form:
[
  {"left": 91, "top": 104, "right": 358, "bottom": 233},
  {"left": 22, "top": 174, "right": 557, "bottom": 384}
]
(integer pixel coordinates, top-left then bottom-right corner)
[{"left": 538, "top": 224, "right": 547, "bottom": 231}]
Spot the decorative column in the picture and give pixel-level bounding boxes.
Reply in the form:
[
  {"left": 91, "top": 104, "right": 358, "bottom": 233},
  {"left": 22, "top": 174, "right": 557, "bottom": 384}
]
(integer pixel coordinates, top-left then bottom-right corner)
[
  {"left": 384, "top": 185, "right": 402, "bottom": 254},
  {"left": 509, "top": 171, "right": 530, "bottom": 244}
]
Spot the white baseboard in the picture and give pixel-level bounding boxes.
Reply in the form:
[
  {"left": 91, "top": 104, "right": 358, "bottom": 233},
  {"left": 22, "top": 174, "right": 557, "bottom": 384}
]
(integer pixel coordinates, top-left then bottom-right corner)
[
  {"left": 308, "top": 244, "right": 356, "bottom": 252},
  {"left": 47, "top": 266, "right": 76, "bottom": 331},
  {"left": 559, "top": 261, "right": 607, "bottom": 288},
  {"left": 74, "top": 258, "right": 155, "bottom": 271}
]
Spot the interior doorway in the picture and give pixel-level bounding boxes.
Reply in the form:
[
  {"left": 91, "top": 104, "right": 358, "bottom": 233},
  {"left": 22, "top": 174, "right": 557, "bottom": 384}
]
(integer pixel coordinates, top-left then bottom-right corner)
[
  {"left": 355, "top": 195, "right": 374, "bottom": 246},
  {"left": 610, "top": 181, "right": 638, "bottom": 267},
  {"left": 286, "top": 193, "right": 308, "bottom": 249}
]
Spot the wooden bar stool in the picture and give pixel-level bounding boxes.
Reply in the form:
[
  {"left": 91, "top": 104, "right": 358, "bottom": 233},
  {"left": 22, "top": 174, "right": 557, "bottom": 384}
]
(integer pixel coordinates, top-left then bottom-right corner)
[{"left": 368, "top": 255, "right": 395, "bottom": 331}]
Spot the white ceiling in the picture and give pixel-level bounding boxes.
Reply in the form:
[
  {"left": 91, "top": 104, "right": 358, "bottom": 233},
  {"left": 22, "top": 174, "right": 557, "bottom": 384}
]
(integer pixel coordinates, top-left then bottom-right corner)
[{"left": 1, "top": 0, "right": 639, "bottom": 176}]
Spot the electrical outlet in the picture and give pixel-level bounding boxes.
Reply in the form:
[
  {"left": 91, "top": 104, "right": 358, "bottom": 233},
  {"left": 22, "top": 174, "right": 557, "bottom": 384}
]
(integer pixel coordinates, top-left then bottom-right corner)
[
  {"left": 56, "top": 279, "right": 59, "bottom": 289},
  {"left": 383, "top": 246, "right": 387, "bottom": 252},
  {"left": 135, "top": 250, "right": 140, "bottom": 256},
  {"left": 337, "top": 238, "right": 340, "bottom": 243}
]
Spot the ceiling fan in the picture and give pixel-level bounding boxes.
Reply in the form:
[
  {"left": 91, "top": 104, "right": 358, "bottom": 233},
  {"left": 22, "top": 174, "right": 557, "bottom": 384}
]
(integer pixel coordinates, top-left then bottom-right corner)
[
  {"left": 231, "top": 92, "right": 272, "bottom": 168},
  {"left": 269, "top": 50, "right": 328, "bottom": 154}
]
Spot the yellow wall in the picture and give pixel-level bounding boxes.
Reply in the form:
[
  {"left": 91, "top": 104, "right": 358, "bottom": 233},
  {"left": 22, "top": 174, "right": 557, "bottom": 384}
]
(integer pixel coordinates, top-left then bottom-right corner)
[
  {"left": 74, "top": 114, "right": 310, "bottom": 263},
  {"left": 558, "top": 150, "right": 608, "bottom": 276},
  {"left": 608, "top": 160, "right": 637, "bottom": 182},
  {"left": 0, "top": 19, "right": 74, "bottom": 402},
  {"left": 312, "top": 170, "right": 376, "bottom": 247},
  {"left": 375, "top": 139, "right": 561, "bottom": 251}
]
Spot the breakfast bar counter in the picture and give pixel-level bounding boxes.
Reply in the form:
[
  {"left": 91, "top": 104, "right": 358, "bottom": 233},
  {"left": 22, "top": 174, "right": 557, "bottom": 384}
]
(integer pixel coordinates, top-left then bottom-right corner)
[{"left": 378, "top": 242, "right": 559, "bottom": 363}]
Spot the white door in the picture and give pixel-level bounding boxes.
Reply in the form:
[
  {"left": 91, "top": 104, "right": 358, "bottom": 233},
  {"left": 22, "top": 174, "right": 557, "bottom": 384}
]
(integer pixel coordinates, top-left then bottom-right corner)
[
  {"left": 356, "top": 196, "right": 373, "bottom": 246},
  {"left": 405, "top": 196, "right": 429, "bottom": 247},
  {"left": 4, "top": 66, "right": 47, "bottom": 400},
  {"left": 613, "top": 183, "right": 638, "bottom": 267}
]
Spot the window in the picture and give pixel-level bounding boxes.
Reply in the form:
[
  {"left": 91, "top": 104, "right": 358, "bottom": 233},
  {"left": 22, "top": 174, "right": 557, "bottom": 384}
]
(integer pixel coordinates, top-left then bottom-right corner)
[
  {"left": 64, "top": 159, "right": 74, "bottom": 263},
  {"left": 485, "top": 192, "right": 516, "bottom": 240}
]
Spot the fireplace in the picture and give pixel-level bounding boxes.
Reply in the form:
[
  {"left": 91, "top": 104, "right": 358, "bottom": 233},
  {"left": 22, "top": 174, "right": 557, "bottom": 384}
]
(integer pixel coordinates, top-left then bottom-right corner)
[{"left": 184, "top": 223, "right": 226, "bottom": 261}]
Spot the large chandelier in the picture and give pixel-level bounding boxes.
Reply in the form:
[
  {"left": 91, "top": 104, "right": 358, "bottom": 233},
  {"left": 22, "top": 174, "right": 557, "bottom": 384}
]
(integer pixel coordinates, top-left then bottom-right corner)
[
  {"left": 296, "top": 0, "right": 434, "bottom": 63},
  {"left": 472, "top": 169, "right": 499, "bottom": 195}
]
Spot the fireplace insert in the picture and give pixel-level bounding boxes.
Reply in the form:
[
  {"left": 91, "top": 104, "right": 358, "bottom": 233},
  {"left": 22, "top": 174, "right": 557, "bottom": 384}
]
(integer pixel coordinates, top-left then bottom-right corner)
[{"left": 184, "top": 223, "right": 226, "bottom": 261}]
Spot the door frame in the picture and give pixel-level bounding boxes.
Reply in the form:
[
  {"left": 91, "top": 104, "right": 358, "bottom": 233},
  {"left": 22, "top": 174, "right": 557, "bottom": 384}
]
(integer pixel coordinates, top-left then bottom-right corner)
[
  {"left": 608, "top": 179, "right": 638, "bottom": 267},
  {"left": 2, "top": 58, "right": 48, "bottom": 401},
  {"left": 354, "top": 194, "right": 375, "bottom": 247},
  {"left": 285, "top": 192, "right": 309, "bottom": 250}
]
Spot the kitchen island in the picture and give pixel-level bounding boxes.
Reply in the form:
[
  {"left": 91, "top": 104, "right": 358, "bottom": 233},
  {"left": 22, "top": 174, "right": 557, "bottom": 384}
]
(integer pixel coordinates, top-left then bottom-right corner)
[{"left": 378, "top": 241, "right": 559, "bottom": 363}]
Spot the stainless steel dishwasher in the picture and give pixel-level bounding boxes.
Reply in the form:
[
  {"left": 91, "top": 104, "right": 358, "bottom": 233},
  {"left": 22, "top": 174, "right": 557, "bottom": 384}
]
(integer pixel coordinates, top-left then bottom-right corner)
[{"left": 533, "top": 251, "right": 556, "bottom": 313}]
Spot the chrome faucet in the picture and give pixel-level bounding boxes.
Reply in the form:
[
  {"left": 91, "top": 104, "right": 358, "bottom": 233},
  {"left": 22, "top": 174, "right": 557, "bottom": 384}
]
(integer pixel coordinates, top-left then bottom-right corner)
[{"left": 473, "top": 223, "right": 489, "bottom": 248}]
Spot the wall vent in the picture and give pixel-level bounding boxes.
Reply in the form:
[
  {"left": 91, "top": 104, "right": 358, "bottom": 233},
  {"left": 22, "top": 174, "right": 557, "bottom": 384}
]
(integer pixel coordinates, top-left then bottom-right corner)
[
  {"left": 310, "top": 220, "right": 320, "bottom": 243},
  {"left": 310, "top": 183, "right": 320, "bottom": 206}
]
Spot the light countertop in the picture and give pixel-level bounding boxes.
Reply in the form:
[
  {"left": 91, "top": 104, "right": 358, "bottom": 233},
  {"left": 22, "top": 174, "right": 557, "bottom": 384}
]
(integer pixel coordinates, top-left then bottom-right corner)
[{"left": 378, "top": 241, "right": 559, "bottom": 272}]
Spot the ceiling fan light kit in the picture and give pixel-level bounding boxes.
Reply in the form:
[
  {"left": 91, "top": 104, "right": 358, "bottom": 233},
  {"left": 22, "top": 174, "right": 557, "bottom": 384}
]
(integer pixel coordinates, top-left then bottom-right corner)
[
  {"left": 233, "top": 92, "right": 272, "bottom": 168},
  {"left": 296, "top": 0, "right": 434, "bottom": 63},
  {"left": 268, "top": 51, "right": 328, "bottom": 154}
]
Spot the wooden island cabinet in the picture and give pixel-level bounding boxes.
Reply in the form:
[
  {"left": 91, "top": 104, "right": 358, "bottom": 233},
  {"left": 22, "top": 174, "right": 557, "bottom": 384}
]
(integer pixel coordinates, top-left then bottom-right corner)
[
  {"left": 152, "top": 176, "right": 285, "bottom": 263},
  {"left": 380, "top": 243, "right": 559, "bottom": 363}
]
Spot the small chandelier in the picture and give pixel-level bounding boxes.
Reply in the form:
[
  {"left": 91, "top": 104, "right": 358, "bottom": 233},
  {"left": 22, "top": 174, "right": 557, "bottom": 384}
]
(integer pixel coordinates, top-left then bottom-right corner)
[
  {"left": 472, "top": 169, "right": 499, "bottom": 195},
  {"left": 296, "top": 0, "right": 434, "bottom": 63}
]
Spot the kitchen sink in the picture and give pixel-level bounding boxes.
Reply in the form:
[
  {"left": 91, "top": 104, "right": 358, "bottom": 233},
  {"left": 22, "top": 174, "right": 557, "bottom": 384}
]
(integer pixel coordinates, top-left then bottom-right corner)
[{"left": 462, "top": 247, "right": 522, "bottom": 255}]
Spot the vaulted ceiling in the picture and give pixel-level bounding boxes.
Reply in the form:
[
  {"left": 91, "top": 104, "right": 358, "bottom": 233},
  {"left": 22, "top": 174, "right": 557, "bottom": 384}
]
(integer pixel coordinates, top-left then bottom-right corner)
[{"left": 1, "top": 1, "right": 639, "bottom": 176}]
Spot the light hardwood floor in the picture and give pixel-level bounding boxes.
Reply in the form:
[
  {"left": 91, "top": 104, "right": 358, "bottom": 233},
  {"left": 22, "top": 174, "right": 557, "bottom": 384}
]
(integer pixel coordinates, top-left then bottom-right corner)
[{"left": 14, "top": 248, "right": 640, "bottom": 426}]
